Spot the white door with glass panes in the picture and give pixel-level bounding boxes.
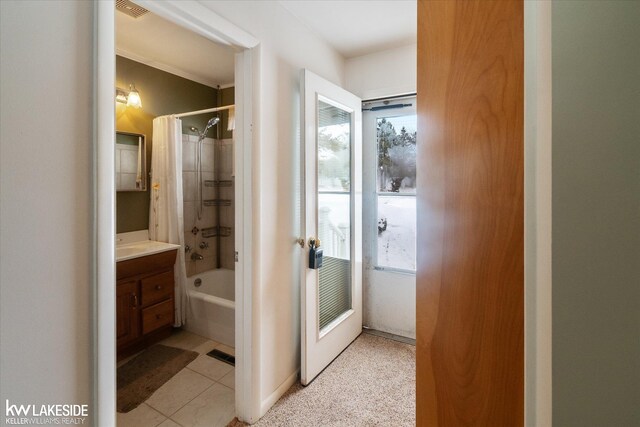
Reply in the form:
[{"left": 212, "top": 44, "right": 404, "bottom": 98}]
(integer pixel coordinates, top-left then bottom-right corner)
[{"left": 301, "top": 69, "right": 362, "bottom": 385}]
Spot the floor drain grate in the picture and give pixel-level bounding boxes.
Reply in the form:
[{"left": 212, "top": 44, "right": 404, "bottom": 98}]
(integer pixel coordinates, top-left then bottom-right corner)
[{"left": 206, "top": 349, "right": 235, "bottom": 366}]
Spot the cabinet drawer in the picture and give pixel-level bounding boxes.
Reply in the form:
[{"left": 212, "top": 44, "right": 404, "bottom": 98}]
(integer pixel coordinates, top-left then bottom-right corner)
[
  {"left": 142, "top": 299, "right": 174, "bottom": 334},
  {"left": 116, "top": 249, "right": 177, "bottom": 281},
  {"left": 141, "top": 271, "right": 173, "bottom": 307}
]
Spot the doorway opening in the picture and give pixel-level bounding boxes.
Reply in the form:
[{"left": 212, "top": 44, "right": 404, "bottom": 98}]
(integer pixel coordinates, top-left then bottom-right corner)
[
  {"left": 96, "top": 1, "right": 258, "bottom": 425},
  {"left": 362, "top": 95, "right": 417, "bottom": 340},
  {"left": 114, "top": 5, "right": 240, "bottom": 425}
]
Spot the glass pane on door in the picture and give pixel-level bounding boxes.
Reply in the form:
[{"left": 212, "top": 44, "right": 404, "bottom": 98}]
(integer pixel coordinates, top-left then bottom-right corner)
[{"left": 317, "top": 98, "right": 352, "bottom": 331}]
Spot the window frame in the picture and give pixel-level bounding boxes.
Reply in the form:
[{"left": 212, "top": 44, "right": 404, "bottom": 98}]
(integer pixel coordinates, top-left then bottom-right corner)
[{"left": 364, "top": 97, "right": 417, "bottom": 274}]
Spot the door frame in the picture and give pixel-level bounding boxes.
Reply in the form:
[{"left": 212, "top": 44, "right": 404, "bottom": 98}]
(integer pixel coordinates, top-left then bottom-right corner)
[
  {"left": 94, "top": 1, "right": 260, "bottom": 424},
  {"left": 524, "top": 2, "right": 552, "bottom": 426}
]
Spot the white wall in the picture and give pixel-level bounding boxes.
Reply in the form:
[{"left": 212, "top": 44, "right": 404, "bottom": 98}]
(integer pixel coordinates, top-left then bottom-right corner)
[
  {"left": 345, "top": 43, "right": 416, "bottom": 100},
  {"left": 0, "top": 0, "right": 94, "bottom": 422},
  {"left": 348, "top": 44, "right": 417, "bottom": 339},
  {"left": 362, "top": 269, "right": 416, "bottom": 338},
  {"left": 199, "top": 1, "right": 346, "bottom": 418}
]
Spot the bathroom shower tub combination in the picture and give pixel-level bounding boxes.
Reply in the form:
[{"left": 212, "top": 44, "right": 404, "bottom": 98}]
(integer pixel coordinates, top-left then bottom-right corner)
[
  {"left": 176, "top": 108, "right": 236, "bottom": 348},
  {"left": 184, "top": 268, "right": 235, "bottom": 347}
]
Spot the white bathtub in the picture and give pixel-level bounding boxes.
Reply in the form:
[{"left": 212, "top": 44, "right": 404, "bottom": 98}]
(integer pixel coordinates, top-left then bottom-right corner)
[{"left": 184, "top": 269, "right": 235, "bottom": 347}]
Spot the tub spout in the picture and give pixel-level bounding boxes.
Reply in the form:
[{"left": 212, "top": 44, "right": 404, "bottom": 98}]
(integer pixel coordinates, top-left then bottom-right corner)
[{"left": 191, "top": 252, "right": 204, "bottom": 261}]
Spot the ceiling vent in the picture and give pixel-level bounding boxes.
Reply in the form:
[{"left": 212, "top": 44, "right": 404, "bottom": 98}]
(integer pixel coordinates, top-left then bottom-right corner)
[{"left": 116, "top": 0, "right": 149, "bottom": 19}]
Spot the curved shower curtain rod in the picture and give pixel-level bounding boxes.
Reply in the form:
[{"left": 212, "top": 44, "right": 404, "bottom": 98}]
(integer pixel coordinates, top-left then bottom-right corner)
[{"left": 174, "top": 104, "right": 235, "bottom": 118}]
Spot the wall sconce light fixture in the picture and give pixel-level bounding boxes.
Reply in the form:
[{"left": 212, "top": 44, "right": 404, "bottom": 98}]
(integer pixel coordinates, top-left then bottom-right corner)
[{"left": 115, "top": 83, "right": 142, "bottom": 109}]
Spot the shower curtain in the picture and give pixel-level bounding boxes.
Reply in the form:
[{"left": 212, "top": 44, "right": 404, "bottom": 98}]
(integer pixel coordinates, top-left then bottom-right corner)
[{"left": 149, "top": 115, "right": 187, "bottom": 326}]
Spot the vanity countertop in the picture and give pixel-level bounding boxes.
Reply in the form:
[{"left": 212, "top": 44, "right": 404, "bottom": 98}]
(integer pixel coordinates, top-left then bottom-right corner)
[{"left": 116, "top": 230, "right": 181, "bottom": 262}]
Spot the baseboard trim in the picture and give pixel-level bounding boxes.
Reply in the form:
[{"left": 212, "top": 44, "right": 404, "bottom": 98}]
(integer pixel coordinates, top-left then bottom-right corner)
[
  {"left": 362, "top": 327, "right": 416, "bottom": 345},
  {"left": 259, "top": 369, "right": 299, "bottom": 418}
]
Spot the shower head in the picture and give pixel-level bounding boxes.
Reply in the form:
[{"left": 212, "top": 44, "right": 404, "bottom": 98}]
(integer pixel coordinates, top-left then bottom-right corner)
[
  {"left": 194, "top": 117, "right": 220, "bottom": 140},
  {"left": 204, "top": 117, "right": 220, "bottom": 132}
]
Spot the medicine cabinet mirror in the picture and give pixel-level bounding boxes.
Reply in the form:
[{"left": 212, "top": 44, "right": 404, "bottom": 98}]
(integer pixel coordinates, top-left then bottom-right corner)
[{"left": 116, "top": 131, "right": 146, "bottom": 192}]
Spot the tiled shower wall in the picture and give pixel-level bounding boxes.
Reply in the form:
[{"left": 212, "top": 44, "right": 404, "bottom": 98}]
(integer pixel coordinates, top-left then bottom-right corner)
[
  {"left": 182, "top": 134, "right": 235, "bottom": 276},
  {"left": 217, "top": 138, "right": 235, "bottom": 271}
]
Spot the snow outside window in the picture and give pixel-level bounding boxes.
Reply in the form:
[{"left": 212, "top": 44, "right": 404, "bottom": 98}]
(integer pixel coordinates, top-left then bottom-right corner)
[{"left": 376, "top": 114, "right": 416, "bottom": 271}]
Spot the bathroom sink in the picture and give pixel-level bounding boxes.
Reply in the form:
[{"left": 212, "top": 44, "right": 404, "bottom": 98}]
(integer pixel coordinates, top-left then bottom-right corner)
[{"left": 116, "top": 240, "right": 181, "bottom": 262}]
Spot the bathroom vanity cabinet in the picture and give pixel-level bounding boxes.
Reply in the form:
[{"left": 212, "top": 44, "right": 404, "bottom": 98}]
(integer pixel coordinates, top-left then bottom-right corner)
[{"left": 116, "top": 249, "right": 177, "bottom": 359}]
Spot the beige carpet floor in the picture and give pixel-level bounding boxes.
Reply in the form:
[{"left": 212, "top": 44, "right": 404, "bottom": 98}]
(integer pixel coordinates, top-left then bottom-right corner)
[{"left": 233, "top": 333, "right": 415, "bottom": 426}]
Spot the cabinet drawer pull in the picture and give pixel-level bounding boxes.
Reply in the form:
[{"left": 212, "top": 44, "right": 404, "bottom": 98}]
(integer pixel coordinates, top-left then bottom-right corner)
[
  {"left": 155, "top": 285, "right": 162, "bottom": 291},
  {"left": 156, "top": 314, "right": 162, "bottom": 320},
  {"left": 131, "top": 294, "right": 138, "bottom": 307}
]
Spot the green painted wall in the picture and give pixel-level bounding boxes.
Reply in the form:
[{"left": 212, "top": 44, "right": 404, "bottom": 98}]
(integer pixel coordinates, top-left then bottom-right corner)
[
  {"left": 115, "top": 55, "right": 234, "bottom": 233},
  {"left": 552, "top": 2, "right": 640, "bottom": 426}
]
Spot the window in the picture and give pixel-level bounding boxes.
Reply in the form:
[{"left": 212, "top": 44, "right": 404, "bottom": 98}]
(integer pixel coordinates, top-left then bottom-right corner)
[
  {"left": 317, "top": 99, "right": 351, "bottom": 261},
  {"left": 375, "top": 113, "right": 416, "bottom": 271}
]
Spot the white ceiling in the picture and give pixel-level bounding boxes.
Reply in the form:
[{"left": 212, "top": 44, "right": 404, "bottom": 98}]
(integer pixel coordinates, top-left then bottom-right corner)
[
  {"left": 278, "top": 0, "right": 417, "bottom": 58},
  {"left": 116, "top": 10, "right": 236, "bottom": 88},
  {"left": 115, "top": 1, "right": 416, "bottom": 88}
]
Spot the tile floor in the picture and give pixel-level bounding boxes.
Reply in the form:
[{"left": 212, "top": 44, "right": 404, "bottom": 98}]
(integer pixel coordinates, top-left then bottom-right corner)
[{"left": 117, "top": 330, "right": 236, "bottom": 427}]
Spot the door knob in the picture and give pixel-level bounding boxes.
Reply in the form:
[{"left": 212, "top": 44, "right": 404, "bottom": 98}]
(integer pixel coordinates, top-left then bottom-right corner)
[{"left": 308, "top": 237, "right": 321, "bottom": 248}]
